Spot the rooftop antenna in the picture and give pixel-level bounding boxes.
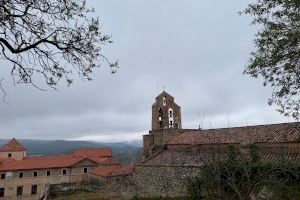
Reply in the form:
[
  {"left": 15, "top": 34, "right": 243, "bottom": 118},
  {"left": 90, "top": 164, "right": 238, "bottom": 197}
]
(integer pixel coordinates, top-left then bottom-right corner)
[
  {"left": 209, "top": 121, "right": 213, "bottom": 129},
  {"left": 162, "top": 85, "right": 166, "bottom": 92},
  {"left": 197, "top": 110, "right": 204, "bottom": 130},
  {"left": 226, "top": 115, "right": 231, "bottom": 128}
]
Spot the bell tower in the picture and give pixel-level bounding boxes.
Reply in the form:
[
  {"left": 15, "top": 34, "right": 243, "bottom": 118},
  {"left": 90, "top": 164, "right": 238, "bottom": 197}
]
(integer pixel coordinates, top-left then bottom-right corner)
[
  {"left": 143, "top": 91, "right": 183, "bottom": 158},
  {"left": 152, "top": 91, "right": 182, "bottom": 130}
]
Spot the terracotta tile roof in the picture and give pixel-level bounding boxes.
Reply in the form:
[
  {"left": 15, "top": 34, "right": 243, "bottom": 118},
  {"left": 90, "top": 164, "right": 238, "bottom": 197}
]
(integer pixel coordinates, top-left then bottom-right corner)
[
  {"left": 0, "top": 149, "right": 118, "bottom": 172},
  {"left": 0, "top": 138, "right": 26, "bottom": 152},
  {"left": 92, "top": 165, "right": 134, "bottom": 177},
  {"left": 0, "top": 155, "right": 101, "bottom": 172},
  {"left": 73, "top": 148, "right": 112, "bottom": 157},
  {"left": 88, "top": 157, "right": 119, "bottom": 165},
  {"left": 168, "top": 122, "right": 300, "bottom": 146}
]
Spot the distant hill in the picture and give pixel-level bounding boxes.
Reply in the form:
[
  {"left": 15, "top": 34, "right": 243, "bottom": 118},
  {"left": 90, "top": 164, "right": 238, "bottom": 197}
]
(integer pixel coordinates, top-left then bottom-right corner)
[{"left": 0, "top": 139, "right": 143, "bottom": 164}]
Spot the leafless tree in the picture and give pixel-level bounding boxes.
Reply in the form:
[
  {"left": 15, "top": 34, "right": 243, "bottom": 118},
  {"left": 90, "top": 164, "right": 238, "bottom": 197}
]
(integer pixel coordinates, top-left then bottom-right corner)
[{"left": 0, "top": 0, "right": 118, "bottom": 92}]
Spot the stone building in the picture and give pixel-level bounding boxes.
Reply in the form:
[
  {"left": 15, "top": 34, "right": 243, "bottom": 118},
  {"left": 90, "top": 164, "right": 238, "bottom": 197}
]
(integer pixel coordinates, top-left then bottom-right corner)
[
  {"left": 143, "top": 91, "right": 300, "bottom": 161},
  {"left": 136, "top": 91, "right": 300, "bottom": 197},
  {"left": 0, "top": 138, "right": 118, "bottom": 200}
]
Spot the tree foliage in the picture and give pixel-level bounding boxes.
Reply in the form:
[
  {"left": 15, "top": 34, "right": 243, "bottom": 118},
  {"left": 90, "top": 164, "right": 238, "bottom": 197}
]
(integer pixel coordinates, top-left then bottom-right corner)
[
  {"left": 0, "top": 0, "right": 117, "bottom": 90},
  {"left": 188, "top": 145, "right": 300, "bottom": 200},
  {"left": 242, "top": 0, "right": 300, "bottom": 120}
]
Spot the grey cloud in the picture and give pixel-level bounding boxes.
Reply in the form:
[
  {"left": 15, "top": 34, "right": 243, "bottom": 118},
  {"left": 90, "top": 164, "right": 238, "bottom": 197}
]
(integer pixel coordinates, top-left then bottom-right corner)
[{"left": 0, "top": 0, "right": 290, "bottom": 141}]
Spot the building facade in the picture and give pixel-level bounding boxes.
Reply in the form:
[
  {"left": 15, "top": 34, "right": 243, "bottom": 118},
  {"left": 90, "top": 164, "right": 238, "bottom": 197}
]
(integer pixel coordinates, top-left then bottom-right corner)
[{"left": 0, "top": 139, "right": 118, "bottom": 200}]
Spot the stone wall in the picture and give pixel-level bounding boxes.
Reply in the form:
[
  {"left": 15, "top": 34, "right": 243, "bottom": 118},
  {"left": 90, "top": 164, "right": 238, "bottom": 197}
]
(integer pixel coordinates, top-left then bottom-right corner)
[
  {"left": 87, "top": 142, "right": 300, "bottom": 198},
  {"left": 143, "top": 135, "right": 154, "bottom": 158},
  {"left": 81, "top": 164, "right": 201, "bottom": 198},
  {"left": 46, "top": 181, "right": 98, "bottom": 199},
  {"left": 132, "top": 164, "right": 201, "bottom": 197},
  {"left": 46, "top": 142, "right": 300, "bottom": 199},
  {"left": 143, "top": 129, "right": 195, "bottom": 157}
]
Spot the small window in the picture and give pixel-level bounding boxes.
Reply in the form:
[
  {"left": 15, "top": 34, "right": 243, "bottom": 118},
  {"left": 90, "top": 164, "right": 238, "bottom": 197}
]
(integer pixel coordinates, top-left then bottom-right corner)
[
  {"left": 0, "top": 188, "right": 4, "bottom": 197},
  {"left": 46, "top": 171, "right": 51, "bottom": 176},
  {"left": 33, "top": 172, "right": 37, "bottom": 177},
  {"left": 8, "top": 153, "right": 12, "bottom": 158},
  {"left": 19, "top": 172, "right": 23, "bottom": 178},
  {"left": 159, "top": 121, "right": 163, "bottom": 128},
  {"left": 62, "top": 169, "right": 67, "bottom": 175},
  {"left": 158, "top": 108, "right": 163, "bottom": 117},
  {"left": 162, "top": 97, "right": 167, "bottom": 106},
  {"left": 31, "top": 185, "right": 37, "bottom": 195},
  {"left": 1, "top": 174, "right": 5, "bottom": 179},
  {"left": 169, "top": 120, "right": 174, "bottom": 128},
  {"left": 83, "top": 168, "right": 88, "bottom": 173},
  {"left": 17, "top": 186, "right": 23, "bottom": 196}
]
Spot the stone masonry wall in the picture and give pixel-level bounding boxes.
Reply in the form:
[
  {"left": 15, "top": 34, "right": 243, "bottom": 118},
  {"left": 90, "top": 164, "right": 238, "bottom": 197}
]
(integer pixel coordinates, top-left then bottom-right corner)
[
  {"left": 83, "top": 164, "right": 201, "bottom": 198},
  {"left": 87, "top": 142, "right": 300, "bottom": 198},
  {"left": 47, "top": 143, "right": 300, "bottom": 199},
  {"left": 132, "top": 164, "right": 201, "bottom": 197}
]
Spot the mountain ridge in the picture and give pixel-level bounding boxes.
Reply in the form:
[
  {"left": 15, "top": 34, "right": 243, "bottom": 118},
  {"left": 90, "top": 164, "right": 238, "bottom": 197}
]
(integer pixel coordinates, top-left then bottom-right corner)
[{"left": 0, "top": 139, "right": 143, "bottom": 164}]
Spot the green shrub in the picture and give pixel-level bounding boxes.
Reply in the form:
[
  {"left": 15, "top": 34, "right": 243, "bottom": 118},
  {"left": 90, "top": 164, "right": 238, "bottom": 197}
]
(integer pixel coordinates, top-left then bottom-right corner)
[{"left": 188, "top": 145, "right": 300, "bottom": 200}]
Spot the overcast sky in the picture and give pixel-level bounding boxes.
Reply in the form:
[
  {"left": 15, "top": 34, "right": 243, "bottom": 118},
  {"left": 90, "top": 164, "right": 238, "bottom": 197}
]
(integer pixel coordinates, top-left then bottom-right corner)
[{"left": 0, "top": 0, "right": 294, "bottom": 142}]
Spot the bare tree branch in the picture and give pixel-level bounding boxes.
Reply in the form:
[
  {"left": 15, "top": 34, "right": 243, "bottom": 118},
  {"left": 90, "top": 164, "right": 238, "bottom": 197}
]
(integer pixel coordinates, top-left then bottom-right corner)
[{"left": 0, "top": 0, "right": 118, "bottom": 95}]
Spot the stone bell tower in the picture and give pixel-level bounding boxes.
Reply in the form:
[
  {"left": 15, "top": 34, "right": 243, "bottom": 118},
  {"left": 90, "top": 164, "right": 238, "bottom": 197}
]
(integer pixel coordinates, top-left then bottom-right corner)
[
  {"left": 152, "top": 91, "right": 182, "bottom": 130},
  {"left": 143, "top": 91, "right": 183, "bottom": 158}
]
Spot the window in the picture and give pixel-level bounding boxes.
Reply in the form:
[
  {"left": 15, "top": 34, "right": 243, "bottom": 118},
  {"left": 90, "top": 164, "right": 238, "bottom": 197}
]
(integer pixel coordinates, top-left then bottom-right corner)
[
  {"left": 1, "top": 174, "right": 5, "bottom": 179},
  {"left": 62, "top": 169, "right": 67, "bottom": 175},
  {"left": 0, "top": 188, "right": 4, "bottom": 197},
  {"left": 19, "top": 172, "right": 23, "bottom": 178},
  {"left": 83, "top": 168, "right": 88, "bottom": 173},
  {"left": 162, "top": 97, "right": 167, "bottom": 106},
  {"left": 31, "top": 185, "right": 37, "bottom": 195},
  {"left": 46, "top": 171, "right": 51, "bottom": 176},
  {"left": 169, "top": 110, "right": 173, "bottom": 117},
  {"left": 159, "top": 121, "right": 163, "bottom": 128},
  {"left": 169, "top": 120, "right": 173, "bottom": 128},
  {"left": 158, "top": 108, "right": 163, "bottom": 117},
  {"left": 168, "top": 108, "right": 174, "bottom": 128},
  {"left": 17, "top": 186, "right": 23, "bottom": 196},
  {"left": 8, "top": 153, "right": 11, "bottom": 158},
  {"left": 33, "top": 172, "right": 37, "bottom": 177}
]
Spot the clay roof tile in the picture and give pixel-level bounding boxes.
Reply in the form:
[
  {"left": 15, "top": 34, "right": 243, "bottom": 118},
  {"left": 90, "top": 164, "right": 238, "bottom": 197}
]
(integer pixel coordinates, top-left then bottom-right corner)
[
  {"left": 168, "top": 122, "right": 300, "bottom": 146},
  {"left": 73, "top": 148, "right": 112, "bottom": 157},
  {"left": 0, "top": 138, "right": 26, "bottom": 152}
]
